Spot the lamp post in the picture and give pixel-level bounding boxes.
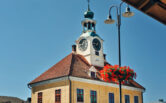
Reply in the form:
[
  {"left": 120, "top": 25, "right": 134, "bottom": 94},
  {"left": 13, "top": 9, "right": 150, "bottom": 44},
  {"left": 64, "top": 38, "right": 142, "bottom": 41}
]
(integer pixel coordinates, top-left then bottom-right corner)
[{"left": 104, "top": 2, "right": 134, "bottom": 103}]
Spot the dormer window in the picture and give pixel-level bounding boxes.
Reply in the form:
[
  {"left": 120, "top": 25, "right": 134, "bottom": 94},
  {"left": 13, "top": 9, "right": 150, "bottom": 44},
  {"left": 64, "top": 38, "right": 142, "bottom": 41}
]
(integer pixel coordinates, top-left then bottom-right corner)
[
  {"left": 91, "top": 71, "right": 96, "bottom": 78},
  {"left": 88, "top": 66, "right": 97, "bottom": 78}
]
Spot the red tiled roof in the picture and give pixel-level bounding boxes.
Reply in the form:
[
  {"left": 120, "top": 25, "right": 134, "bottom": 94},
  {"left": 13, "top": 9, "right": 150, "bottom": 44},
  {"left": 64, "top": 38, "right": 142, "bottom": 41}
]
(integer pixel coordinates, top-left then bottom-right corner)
[
  {"left": 29, "top": 53, "right": 91, "bottom": 84},
  {"left": 129, "top": 80, "right": 145, "bottom": 90},
  {"left": 29, "top": 53, "right": 145, "bottom": 90}
]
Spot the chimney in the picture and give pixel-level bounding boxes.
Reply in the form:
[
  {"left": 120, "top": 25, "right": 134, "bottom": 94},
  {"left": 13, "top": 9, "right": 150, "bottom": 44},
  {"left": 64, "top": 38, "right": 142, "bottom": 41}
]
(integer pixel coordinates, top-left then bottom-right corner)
[
  {"left": 72, "top": 45, "right": 76, "bottom": 53},
  {"left": 103, "top": 54, "right": 106, "bottom": 60}
]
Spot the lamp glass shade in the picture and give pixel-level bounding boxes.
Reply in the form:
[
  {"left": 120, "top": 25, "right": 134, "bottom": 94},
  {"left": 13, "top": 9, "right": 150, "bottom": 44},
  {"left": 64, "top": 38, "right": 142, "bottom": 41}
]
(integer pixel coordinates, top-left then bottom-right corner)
[
  {"left": 122, "top": 7, "right": 134, "bottom": 17},
  {"left": 122, "top": 12, "right": 134, "bottom": 17},
  {"left": 104, "top": 18, "right": 115, "bottom": 24}
]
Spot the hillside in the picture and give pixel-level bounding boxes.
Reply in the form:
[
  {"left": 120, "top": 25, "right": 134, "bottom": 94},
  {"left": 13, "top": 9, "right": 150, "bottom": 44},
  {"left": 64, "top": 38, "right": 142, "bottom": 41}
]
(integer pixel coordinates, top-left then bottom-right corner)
[{"left": 0, "top": 96, "right": 25, "bottom": 103}]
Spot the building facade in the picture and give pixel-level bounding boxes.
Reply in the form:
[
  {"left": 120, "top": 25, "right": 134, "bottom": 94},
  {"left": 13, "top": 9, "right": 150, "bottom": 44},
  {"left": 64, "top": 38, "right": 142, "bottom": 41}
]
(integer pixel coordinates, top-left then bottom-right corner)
[{"left": 28, "top": 5, "right": 145, "bottom": 103}]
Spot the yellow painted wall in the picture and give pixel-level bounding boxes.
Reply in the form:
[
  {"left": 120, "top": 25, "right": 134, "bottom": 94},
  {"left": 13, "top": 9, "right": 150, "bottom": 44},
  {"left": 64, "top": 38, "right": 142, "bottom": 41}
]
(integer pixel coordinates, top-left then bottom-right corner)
[
  {"left": 71, "top": 80, "right": 142, "bottom": 103},
  {"left": 31, "top": 79, "right": 143, "bottom": 103},
  {"left": 31, "top": 80, "right": 69, "bottom": 103}
]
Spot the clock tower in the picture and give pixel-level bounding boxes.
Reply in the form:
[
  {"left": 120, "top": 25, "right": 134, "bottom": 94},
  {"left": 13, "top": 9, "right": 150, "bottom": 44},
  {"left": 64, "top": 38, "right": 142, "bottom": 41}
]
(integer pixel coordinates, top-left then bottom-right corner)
[{"left": 76, "top": 3, "right": 104, "bottom": 67}]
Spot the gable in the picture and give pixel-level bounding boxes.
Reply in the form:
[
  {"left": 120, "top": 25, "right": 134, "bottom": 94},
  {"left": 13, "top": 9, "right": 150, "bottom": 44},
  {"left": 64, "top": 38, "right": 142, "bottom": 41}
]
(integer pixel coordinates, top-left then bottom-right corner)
[{"left": 28, "top": 53, "right": 145, "bottom": 90}]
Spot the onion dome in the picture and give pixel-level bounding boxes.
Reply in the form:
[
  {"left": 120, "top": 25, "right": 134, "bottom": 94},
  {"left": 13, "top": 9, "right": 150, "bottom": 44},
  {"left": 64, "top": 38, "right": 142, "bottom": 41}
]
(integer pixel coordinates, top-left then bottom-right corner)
[{"left": 84, "top": 10, "right": 94, "bottom": 19}]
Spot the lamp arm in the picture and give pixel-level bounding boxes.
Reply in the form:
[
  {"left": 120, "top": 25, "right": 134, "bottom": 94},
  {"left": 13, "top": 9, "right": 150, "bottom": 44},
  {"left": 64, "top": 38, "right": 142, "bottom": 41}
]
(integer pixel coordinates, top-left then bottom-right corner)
[
  {"left": 118, "top": 1, "right": 125, "bottom": 26},
  {"left": 119, "top": 1, "right": 124, "bottom": 17},
  {"left": 108, "top": 5, "right": 118, "bottom": 17}
]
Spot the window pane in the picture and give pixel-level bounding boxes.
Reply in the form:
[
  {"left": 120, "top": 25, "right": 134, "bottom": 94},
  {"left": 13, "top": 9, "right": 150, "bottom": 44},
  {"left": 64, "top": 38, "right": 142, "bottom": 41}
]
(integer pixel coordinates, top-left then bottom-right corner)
[
  {"left": 55, "top": 89, "right": 61, "bottom": 103},
  {"left": 125, "top": 95, "right": 130, "bottom": 103},
  {"left": 90, "top": 90, "right": 97, "bottom": 103},
  {"left": 134, "top": 96, "right": 138, "bottom": 103},
  {"left": 109, "top": 93, "right": 114, "bottom": 103},
  {"left": 77, "top": 89, "right": 84, "bottom": 102},
  {"left": 38, "top": 92, "right": 42, "bottom": 103},
  {"left": 91, "top": 72, "right": 96, "bottom": 78},
  {"left": 88, "top": 22, "right": 91, "bottom": 30}
]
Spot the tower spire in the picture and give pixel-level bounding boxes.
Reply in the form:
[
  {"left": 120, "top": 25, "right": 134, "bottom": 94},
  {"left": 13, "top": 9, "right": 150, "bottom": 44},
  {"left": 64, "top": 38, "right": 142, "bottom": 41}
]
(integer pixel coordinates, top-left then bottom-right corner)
[
  {"left": 88, "top": 0, "right": 90, "bottom": 11},
  {"left": 82, "top": 0, "right": 96, "bottom": 33},
  {"left": 84, "top": 0, "right": 94, "bottom": 19}
]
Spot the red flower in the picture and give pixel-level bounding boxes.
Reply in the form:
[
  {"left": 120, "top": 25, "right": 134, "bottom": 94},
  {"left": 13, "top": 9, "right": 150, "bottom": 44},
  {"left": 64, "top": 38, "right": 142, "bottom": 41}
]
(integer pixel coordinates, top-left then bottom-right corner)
[{"left": 100, "top": 64, "right": 136, "bottom": 83}]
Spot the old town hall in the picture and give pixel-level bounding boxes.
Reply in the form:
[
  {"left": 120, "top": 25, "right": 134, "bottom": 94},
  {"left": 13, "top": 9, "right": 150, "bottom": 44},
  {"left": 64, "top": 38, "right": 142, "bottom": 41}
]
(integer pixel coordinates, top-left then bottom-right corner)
[{"left": 28, "top": 2, "right": 145, "bottom": 103}]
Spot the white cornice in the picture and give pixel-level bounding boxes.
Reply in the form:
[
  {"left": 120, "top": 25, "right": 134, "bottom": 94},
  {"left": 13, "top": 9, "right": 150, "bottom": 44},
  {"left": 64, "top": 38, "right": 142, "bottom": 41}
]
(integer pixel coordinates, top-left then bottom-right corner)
[
  {"left": 69, "top": 76, "right": 144, "bottom": 92},
  {"left": 30, "top": 76, "right": 68, "bottom": 88},
  {"left": 29, "top": 76, "right": 144, "bottom": 92}
]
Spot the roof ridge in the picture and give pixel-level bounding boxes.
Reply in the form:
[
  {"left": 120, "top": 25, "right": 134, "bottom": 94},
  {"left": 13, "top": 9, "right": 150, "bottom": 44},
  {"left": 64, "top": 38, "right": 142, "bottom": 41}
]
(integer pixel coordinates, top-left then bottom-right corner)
[
  {"left": 29, "top": 53, "right": 73, "bottom": 84},
  {"left": 68, "top": 53, "right": 75, "bottom": 76},
  {"left": 129, "top": 80, "right": 145, "bottom": 90},
  {"left": 76, "top": 54, "right": 90, "bottom": 67}
]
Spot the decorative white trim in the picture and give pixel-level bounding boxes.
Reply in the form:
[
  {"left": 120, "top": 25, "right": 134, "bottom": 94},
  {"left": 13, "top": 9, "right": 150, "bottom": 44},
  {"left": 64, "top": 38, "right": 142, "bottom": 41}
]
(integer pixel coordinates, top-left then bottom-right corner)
[
  {"left": 69, "top": 76, "right": 145, "bottom": 92},
  {"left": 29, "top": 76, "right": 144, "bottom": 92},
  {"left": 30, "top": 76, "right": 68, "bottom": 87},
  {"left": 89, "top": 66, "right": 97, "bottom": 72},
  {"left": 88, "top": 66, "right": 97, "bottom": 78}
]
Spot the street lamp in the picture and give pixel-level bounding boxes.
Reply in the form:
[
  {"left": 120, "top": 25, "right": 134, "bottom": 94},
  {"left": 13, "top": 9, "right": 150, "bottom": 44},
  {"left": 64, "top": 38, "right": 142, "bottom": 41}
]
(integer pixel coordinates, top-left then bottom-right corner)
[{"left": 104, "top": 2, "right": 134, "bottom": 103}]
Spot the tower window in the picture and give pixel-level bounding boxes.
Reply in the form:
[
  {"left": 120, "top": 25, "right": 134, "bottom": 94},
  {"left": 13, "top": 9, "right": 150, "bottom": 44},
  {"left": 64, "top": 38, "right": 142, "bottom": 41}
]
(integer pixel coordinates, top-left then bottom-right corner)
[
  {"left": 95, "top": 51, "right": 99, "bottom": 56},
  {"left": 88, "top": 22, "right": 91, "bottom": 30},
  {"left": 92, "top": 23, "right": 95, "bottom": 31},
  {"left": 55, "top": 89, "right": 61, "bottom": 103},
  {"left": 84, "top": 23, "right": 87, "bottom": 27},
  {"left": 92, "top": 23, "right": 95, "bottom": 27},
  {"left": 38, "top": 92, "right": 42, "bottom": 103}
]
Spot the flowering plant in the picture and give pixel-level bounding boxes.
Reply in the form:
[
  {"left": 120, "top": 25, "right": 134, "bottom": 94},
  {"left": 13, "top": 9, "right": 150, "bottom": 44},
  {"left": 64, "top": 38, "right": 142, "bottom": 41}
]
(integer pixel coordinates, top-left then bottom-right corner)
[{"left": 100, "top": 65, "right": 136, "bottom": 83}]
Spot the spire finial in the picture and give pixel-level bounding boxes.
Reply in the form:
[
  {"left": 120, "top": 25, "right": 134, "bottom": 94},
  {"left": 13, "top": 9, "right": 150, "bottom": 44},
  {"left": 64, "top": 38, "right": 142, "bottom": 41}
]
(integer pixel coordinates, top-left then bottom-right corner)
[
  {"left": 84, "top": 0, "right": 94, "bottom": 19},
  {"left": 87, "top": 0, "right": 90, "bottom": 11}
]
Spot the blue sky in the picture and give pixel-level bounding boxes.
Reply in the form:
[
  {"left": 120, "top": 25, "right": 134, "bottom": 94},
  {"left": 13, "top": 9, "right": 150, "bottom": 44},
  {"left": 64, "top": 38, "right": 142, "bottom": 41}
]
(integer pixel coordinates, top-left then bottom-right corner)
[{"left": 0, "top": 0, "right": 165, "bottom": 102}]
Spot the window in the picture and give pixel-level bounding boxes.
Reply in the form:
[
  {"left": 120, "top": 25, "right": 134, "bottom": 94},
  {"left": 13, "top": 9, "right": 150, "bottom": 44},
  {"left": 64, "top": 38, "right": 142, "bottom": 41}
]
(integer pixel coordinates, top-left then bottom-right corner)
[
  {"left": 95, "top": 51, "right": 99, "bottom": 56},
  {"left": 125, "top": 95, "right": 130, "bottom": 103},
  {"left": 90, "top": 90, "right": 97, "bottom": 103},
  {"left": 91, "top": 72, "right": 96, "bottom": 78},
  {"left": 38, "top": 92, "right": 42, "bottom": 103},
  {"left": 88, "top": 22, "right": 91, "bottom": 30},
  {"left": 77, "top": 89, "right": 84, "bottom": 102},
  {"left": 84, "top": 23, "right": 87, "bottom": 27},
  {"left": 134, "top": 96, "right": 138, "bottom": 103},
  {"left": 109, "top": 93, "right": 114, "bottom": 103},
  {"left": 55, "top": 89, "right": 61, "bottom": 103}
]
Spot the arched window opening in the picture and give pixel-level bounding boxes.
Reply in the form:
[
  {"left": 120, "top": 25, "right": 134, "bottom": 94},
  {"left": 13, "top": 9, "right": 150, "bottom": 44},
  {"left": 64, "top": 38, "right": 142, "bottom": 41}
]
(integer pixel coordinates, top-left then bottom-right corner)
[
  {"left": 88, "top": 22, "right": 91, "bottom": 30},
  {"left": 92, "top": 23, "right": 95, "bottom": 31}
]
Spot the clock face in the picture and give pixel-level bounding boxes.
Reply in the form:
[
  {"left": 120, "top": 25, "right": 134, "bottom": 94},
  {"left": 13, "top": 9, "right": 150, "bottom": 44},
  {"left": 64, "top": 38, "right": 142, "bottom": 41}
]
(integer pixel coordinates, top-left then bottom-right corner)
[
  {"left": 79, "top": 38, "right": 88, "bottom": 51},
  {"left": 92, "top": 38, "right": 101, "bottom": 51}
]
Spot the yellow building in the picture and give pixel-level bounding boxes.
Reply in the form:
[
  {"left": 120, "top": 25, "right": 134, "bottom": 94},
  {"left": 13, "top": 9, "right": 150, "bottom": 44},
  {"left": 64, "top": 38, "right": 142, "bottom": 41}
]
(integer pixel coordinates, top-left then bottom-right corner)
[{"left": 28, "top": 4, "right": 145, "bottom": 103}]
